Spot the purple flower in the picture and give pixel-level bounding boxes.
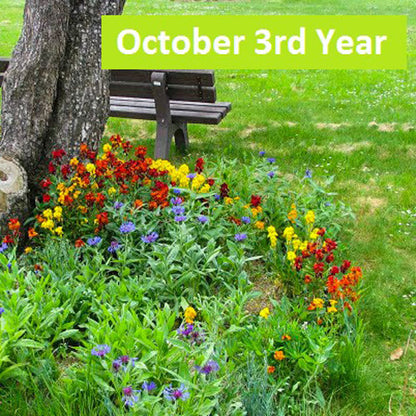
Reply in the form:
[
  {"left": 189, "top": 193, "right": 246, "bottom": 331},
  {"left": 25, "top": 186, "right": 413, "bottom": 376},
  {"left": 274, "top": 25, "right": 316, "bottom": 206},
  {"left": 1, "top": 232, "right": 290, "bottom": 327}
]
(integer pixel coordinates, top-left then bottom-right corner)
[
  {"left": 174, "top": 215, "right": 187, "bottom": 222},
  {"left": 177, "top": 323, "right": 205, "bottom": 345},
  {"left": 114, "top": 201, "right": 124, "bottom": 210},
  {"left": 267, "top": 157, "right": 276, "bottom": 164},
  {"left": 170, "top": 197, "right": 183, "bottom": 205},
  {"left": 120, "top": 221, "right": 135, "bottom": 233},
  {"left": 142, "top": 381, "right": 157, "bottom": 392},
  {"left": 163, "top": 384, "right": 190, "bottom": 402},
  {"left": 214, "top": 194, "right": 220, "bottom": 201},
  {"left": 187, "top": 173, "right": 197, "bottom": 180},
  {"left": 141, "top": 232, "right": 159, "bottom": 243},
  {"left": 0, "top": 307, "right": 4, "bottom": 316},
  {"left": 197, "top": 215, "right": 208, "bottom": 224},
  {"left": 87, "top": 236, "right": 102, "bottom": 246},
  {"left": 259, "top": 151, "right": 266, "bottom": 156},
  {"left": 0, "top": 243, "right": 8, "bottom": 253},
  {"left": 91, "top": 344, "right": 110, "bottom": 357},
  {"left": 122, "top": 386, "right": 140, "bottom": 407},
  {"left": 241, "top": 216, "right": 251, "bottom": 224},
  {"left": 171, "top": 205, "right": 185, "bottom": 215},
  {"left": 7, "top": 263, "right": 11, "bottom": 271},
  {"left": 112, "top": 359, "right": 122, "bottom": 372},
  {"left": 267, "top": 171, "right": 275, "bottom": 178},
  {"left": 325, "top": 202, "right": 332, "bottom": 207},
  {"left": 177, "top": 323, "right": 194, "bottom": 337},
  {"left": 108, "top": 241, "right": 122, "bottom": 253},
  {"left": 234, "top": 233, "right": 247, "bottom": 242},
  {"left": 195, "top": 360, "right": 220, "bottom": 375},
  {"left": 305, "top": 169, "right": 312, "bottom": 178},
  {"left": 173, "top": 188, "right": 181, "bottom": 195}
]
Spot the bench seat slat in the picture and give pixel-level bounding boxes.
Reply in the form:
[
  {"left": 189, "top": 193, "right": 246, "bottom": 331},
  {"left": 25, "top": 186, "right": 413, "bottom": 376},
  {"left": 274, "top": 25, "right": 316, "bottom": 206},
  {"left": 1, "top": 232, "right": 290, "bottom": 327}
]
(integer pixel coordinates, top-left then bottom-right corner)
[{"left": 110, "top": 104, "right": 223, "bottom": 125}]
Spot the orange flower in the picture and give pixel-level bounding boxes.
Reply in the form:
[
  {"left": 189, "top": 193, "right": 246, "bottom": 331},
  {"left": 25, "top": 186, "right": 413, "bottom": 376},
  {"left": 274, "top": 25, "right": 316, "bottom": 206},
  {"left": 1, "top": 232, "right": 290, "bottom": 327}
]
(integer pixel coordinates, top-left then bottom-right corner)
[
  {"left": 36, "top": 214, "right": 45, "bottom": 223},
  {"left": 34, "top": 264, "right": 43, "bottom": 272},
  {"left": 134, "top": 199, "right": 143, "bottom": 209},
  {"left": 8, "top": 218, "right": 20, "bottom": 232},
  {"left": 75, "top": 239, "right": 85, "bottom": 248},
  {"left": 281, "top": 334, "right": 291, "bottom": 341},
  {"left": 267, "top": 365, "right": 276, "bottom": 374},
  {"left": 28, "top": 228, "right": 38, "bottom": 239},
  {"left": 274, "top": 350, "right": 285, "bottom": 361}
]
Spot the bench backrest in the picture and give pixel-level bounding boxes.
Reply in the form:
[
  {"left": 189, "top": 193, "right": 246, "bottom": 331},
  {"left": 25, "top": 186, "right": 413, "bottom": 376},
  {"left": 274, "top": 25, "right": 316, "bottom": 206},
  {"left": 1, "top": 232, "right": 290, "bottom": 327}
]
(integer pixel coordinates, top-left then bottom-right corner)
[{"left": 0, "top": 58, "right": 216, "bottom": 103}]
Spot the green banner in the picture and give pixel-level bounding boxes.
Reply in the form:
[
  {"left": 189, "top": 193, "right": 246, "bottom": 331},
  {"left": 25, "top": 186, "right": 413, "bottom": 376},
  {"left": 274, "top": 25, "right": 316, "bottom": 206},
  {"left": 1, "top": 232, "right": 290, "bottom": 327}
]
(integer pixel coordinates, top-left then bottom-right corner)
[{"left": 102, "top": 15, "right": 407, "bottom": 70}]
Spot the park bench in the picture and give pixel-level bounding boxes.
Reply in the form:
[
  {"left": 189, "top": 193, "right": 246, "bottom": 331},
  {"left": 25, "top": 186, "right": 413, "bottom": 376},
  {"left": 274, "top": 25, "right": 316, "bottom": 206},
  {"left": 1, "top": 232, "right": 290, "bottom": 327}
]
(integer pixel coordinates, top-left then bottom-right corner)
[{"left": 0, "top": 58, "right": 231, "bottom": 159}]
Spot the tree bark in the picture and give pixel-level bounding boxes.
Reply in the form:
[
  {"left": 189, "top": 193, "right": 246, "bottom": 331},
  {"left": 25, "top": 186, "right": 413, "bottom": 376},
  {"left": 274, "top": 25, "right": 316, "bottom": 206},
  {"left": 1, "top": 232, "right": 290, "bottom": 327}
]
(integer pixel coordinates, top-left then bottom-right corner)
[{"left": 0, "top": 0, "right": 126, "bottom": 234}]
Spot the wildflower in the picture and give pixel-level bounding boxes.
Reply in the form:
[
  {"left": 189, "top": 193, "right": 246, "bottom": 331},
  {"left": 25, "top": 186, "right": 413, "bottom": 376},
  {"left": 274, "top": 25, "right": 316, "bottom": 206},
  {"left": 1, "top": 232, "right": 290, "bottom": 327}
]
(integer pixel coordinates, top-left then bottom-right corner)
[
  {"left": 120, "top": 221, "right": 135, "bottom": 233},
  {"left": 327, "top": 300, "right": 338, "bottom": 313},
  {"left": 141, "top": 232, "right": 159, "bottom": 243},
  {"left": 163, "top": 384, "right": 190, "bottom": 402},
  {"left": 103, "top": 143, "right": 112, "bottom": 153},
  {"left": 142, "top": 381, "right": 157, "bottom": 392},
  {"left": 0, "top": 243, "right": 8, "bottom": 253},
  {"left": 85, "top": 163, "right": 96, "bottom": 175},
  {"left": 259, "top": 307, "right": 270, "bottom": 319},
  {"left": 307, "top": 298, "right": 325, "bottom": 310},
  {"left": 274, "top": 350, "right": 285, "bottom": 361},
  {"left": 310, "top": 228, "right": 320, "bottom": 240},
  {"left": 267, "top": 157, "right": 276, "bottom": 163},
  {"left": 24, "top": 247, "right": 33, "bottom": 254},
  {"left": 184, "top": 306, "right": 197, "bottom": 324},
  {"left": 259, "top": 151, "right": 266, "bottom": 156},
  {"left": 283, "top": 227, "right": 295, "bottom": 240},
  {"left": 241, "top": 216, "right": 251, "bottom": 224},
  {"left": 234, "top": 233, "right": 247, "bottom": 242},
  {"left": 54, "top": 227, "right": 63, "bottom": 237},
  {"left": 108, "top": 187, "right": 116, "bottom": 196},
  {"left": 0, "top": 307, "right": 4, "bottom": 316},
  {"left": 288, "top": 204, "right": 297, "bottom": 223},
  {"left": 108, "top": 241, "right": 122, "bottom": 253},
  {"left": 114, "top": 201, "right": 124, "bottom": 210},
  {"left": 43, "top": 194, "right": 51, "bottom": 203},
  {"left": 195, "top": 360, "right": 220, "bottom": 375},
  {"left": 177, "top": 323, "right": 194, "bottom": 337},
  {"left": 197, "top": 215, "right": 208, "bottom": 224},
  {"left": 187, "top": 173, "right": 197, "bottom": 180},
  {"left": 112, "top": 359, "right": 122, "bottom": 372},
  {"left": 91, "top": 344, "right": 111, "bottom": 357},
  {"left": 305, "top": 169, "right": 312, "bottom": 178},
  {"left": 195, "top": 157, "right": 205, "bottom": 173},
  {"left": 267, "top": 365, "right": 276, "bottom": 374},
  {"left": 8, "top": 218, "right": 20, "bottom": 232},
  {"left": 287, "top": 251, "right": 296, "bottom": 262},
  {"left": 75, "top": 239, "right": 85, "bottom": 248},
  {"left": 304, "top": 274, "right": 312, "bottom": 284},
  {"left": 170, "top": 197, "right": 183, "bottom": 205},
  {"left": 281, "top": 334, "right": 291, "bottom": 341},
  {"left": 87, "top": 236, "right": 102, "bottom": 246},
  {"left": 250, "top": 195, "right": 262, "bottom": 207},
  {"left": 267, "top": 226, "right": 278, "bottom": 248},
  {"left": 267, "top": 171, "right": 275, "bottom": 178},
  {"left": 122, "top": 386, "right": 140, "bottom": 407},
  {"left": 174, "top": 215, "right": 187, "bottom": 222},
  {"left": 305, "top": 210, "right": 315, "bottom": 224},
  {"left": 28, "top": 228, "right": 38, "bottom": 239},
  {"left": 254, "top": 221, "right": 265, "bottom": 230},
  {"left": 173, "top": 188, "right": 181, "bottom": 195},
  {"left": 172, "top": 205, "right": 185, "bottom": 215}
]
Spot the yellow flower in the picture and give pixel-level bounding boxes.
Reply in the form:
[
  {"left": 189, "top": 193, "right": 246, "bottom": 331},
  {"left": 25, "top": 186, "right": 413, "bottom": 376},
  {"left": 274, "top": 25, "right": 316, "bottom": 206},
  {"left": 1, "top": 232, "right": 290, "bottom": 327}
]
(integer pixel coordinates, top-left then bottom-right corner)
[
  {"left": 199, "top": 184, "right": 210, "bottom": 193},
  {"left": 184, "top": 306, "right": 197, "bottom": 324},
  {"left": 57, "top": 183, "right": 66, "bottom": 192},
  {"left": 300, "top": 241, "right": 308, "bottom": 251},
  {"left": 259, "top": 307, "right": 270, "bottom": 319},
  {"left": 41, "top": 219, "right": 55, "bottom": 230},
  {"left": 191, "top": 174, "right": 205, "bottom": 190},
  {"left": 283, "top": 227, "right": 295, "bottom": 241},
  {"left": 108, "top": 187, "right": 116, "bottom": 196},
  {"left": 305, "top": 210, "right": 315, "bottom": 225},
  {"left": 43, "top": 209, "right": 53, "bottom": 220},
  {"left": 73, "top": 191, "right": 81, "bottom": 199},
  {"left": 24, "top": 247, "right": 33, "bottom": 254},
  {"left": 312, "top": 298, "right": 324, "bottom": 309},
  {"left": 78, "top": 205, "right": 88, "bottom": 214},
  {"left": 287, "top": 251, "right": 296, "bottom": 261},
  {"left": 53, "top": 206, "right": 63, "bottom": 221},
  {"left": 69, "top": 157, "right": 79, "bottom": 167},
  {"left": 255, "top": 221, "right": 265, "bottom": 230},
  {"left": 224, "top": 197, "right": 234, "bottom": 205},
  {"left": 103, "top": 143, "right": 112, "bottom": 153},
  {"left": 54, "top": 227, "right": 63, "bottom": 237},
  {"left": 251, "top": 206, "right": 262, "bottom": 217},
  {"left": 292, "top": 239, "right": 301, "bottom": 251},
  {"left": 327, "top": 299, "right": 338, "bottom": 313},
  {"left": 86, "top": 163, "right": 96, "bottom": 175},
  {"left": 267, "top": 226, "right": 278, "bottom": 248},
  {"left": 310, "top": 228, "right": 320, "bottom": 240}
]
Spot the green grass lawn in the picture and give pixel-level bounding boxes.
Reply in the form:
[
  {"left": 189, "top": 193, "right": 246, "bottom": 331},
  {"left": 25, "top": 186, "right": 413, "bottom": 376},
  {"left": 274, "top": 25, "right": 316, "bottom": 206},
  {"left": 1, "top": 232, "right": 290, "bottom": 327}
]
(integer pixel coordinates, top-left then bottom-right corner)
[{"left": 1, "top": 0, "right": 415, "bottom": 414}]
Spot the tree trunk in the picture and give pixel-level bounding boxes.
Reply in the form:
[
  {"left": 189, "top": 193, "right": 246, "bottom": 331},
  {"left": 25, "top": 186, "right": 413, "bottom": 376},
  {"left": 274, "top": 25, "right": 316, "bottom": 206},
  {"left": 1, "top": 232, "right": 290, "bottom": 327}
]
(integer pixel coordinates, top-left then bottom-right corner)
[{"left": 0, "top": 0, "right": 125, "bottom": 235}]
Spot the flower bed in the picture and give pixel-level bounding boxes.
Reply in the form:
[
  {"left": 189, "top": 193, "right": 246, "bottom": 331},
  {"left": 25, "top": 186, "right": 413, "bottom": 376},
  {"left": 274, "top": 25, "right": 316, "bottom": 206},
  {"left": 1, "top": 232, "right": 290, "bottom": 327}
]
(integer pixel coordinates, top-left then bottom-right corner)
[{"left": 0, "top": 136, "right": 363, "bottom": 415}]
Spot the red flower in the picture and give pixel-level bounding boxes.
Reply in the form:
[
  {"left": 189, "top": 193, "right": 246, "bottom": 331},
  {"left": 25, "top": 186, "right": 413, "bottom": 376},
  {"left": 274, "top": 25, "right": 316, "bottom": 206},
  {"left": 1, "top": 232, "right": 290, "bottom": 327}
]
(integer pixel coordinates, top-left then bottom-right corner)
[
  {"left": 317, "top": 228, "right": 326, "bottom": 236},
  {"left": 48, "top": 162, "right": 56, "bottom": 174},
  {"left": 42, "top": 194, "right": 51, "bottom": 203},
  {"left": 304, "top": 274, "right": 312, "bottom": 284},
  {"left": 75, "top": 239, "right": 85, "bottom": 248},
  {"left": 326, "top": 275, "right": 339, "bottom": 294},
  {"left": 220, "top": 183, "right": 230, "bottom": 199},
  {"left": 315, "top": 249, "right": 324, "bottom": 261},
  {"left": 3, "top": 235, "right": 14, "bottom": 244},
  {"left": 294, "top": 256, "right": 303, "bottom": 271},
  {"left": 207, "top": 178, "right": 215, "bottom": 186},
  {"left": 340, "top": 260, "right": 351, "bottom": 273},
  {"left": 95, "top": 212, "right": 109, "bottom": 229},
  {"left": 195, "top": 158, "right": 204, "bottom": 173},
  {"left": 8, "top": 218, "right": 20, "bottom": 232},
  {"left": 325, "top": 252, "right": 335, "bottom": 263},
  {"left": 61, "top": 164, "right": 71, "bottom": 179},
  {"left": 324, "top": 238, "right": 337, "bottom": 252},
  {"left": 40, "top": 178, "right": 52, "bottom": 189},
  {"left": 250, "top": 195, "right": 262, "bottom": 207},
  {"left": 330, "top": 266, "right": 340, "bottom": 274},
  {"left": 52, "top": 149, "right": 66, "bottom": 161},
  {"left": 229, "top": 216, "right": 242, "bottom": 226},
  {"left": 313, "top": 262, "right": 325, "bottom": 275},
  {"left": 134, "top": 145, "right": 147, "bottom": 159}
]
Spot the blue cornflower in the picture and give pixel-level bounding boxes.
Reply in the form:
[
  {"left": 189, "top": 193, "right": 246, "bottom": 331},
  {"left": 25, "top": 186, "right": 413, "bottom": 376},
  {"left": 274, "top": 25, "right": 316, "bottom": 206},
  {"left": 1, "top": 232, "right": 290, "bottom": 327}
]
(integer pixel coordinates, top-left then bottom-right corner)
[
  {"left": 174, "top": 215, "right": 187, "bottom": 222},
  {"left": 120, "top": 221, "right": 135, "bottom": 233},
  {"left": 259, "top": 151, "right": 266, "bottom": 156},
  {"left": 197, "top": 215, "right": 208, "bottom": 224},
  {"left": 112, "top": 359, "right": 122, "bottom": 372},
  {"left": 108, "top": 241, "right": 122, "bottom": 253},
  {"left": 241, "top": 216, "right": 251, "bottom": 224},
  {"left": 0, "top": 243, "right": 8, "bottom": 253},
  {"left": 195, "top": 360, "right": 220, "bottom": 375},
  {"left": 187, "top": 173, "right": 197, "bottom": 180},
  {"left": 173, "top": 188, "right": 181, "bottom": 195},
  {"left": 141, "top": 232, "right": 159, "bottom": 243},
  {"left": 177, "top": 323, "right": 194, "bottom": 337},
  {"left": 170, "top": 197, "right": 183, "bottom": 206},
  {"left": 122, "top": 386, "right": 140, "bottom": 407},
  {"left": 7, "top": 263, "right": 11, "bottom": 271},
  {"left": 142, "top": 381, "right": 157, "bottom": 392},
  {"left": 171, "top": 205, "right": 185, "bottom": 215},
  {"left": 267, "top": 171, "right": 275, "bottom": 178},
  {"left": 114, "top": 201, "right": 124, "bottom": 210},
  {"left": 267, "top": 157, "right": 276, "bottom": 164},
  {"left": 87, "top": 236, "right": 102, "bottom": 246},
  {"left": 234, "top": 233, "right": 247, "bottom": 242},
  {"left": 0, "top": 307, "right": 4, "bottom": 316},
  {"left": 325, "top": 202, "right": 332, "bottom": 207},
  {"left": 91, "top": 344, "right": 110, "bottom": 357},
  {"left": 305, "top": 169, "right": 313, "bottom": 178},
  {"left": 163, "top": 384, "right": 190, "bottom": 402},
  {"left": 214, "top": 194, "right": 221, "bottom": 201}
]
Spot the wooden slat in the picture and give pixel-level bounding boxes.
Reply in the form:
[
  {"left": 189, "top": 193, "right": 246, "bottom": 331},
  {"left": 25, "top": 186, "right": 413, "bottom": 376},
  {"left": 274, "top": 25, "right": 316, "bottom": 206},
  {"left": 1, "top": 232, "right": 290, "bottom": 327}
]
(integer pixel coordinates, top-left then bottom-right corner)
[
  {"left": 0, "top": 58, "right": 9, "bottom": 73},
  {"left": 110, "top": 104, "right": 222, "bottom": 125},
  {"left": 111, "top": 70, "right": 215, "bottom": 87},
  {"left": 110, "top": 97, "right": 231, "bottom": 116},
  {"left": 110, "top": 81, "right": 216, "bottom": 103}
]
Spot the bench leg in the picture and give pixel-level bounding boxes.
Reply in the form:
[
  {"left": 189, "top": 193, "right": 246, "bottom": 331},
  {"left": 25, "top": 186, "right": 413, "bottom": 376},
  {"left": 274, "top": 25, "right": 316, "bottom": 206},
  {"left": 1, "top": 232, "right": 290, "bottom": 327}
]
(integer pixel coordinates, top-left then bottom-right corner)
[
  {"left": 173, "top": 122, "right": 189, "bottom": 152},
  {"left": 154, "top": 122, "right": 173, "bottom": 160}
]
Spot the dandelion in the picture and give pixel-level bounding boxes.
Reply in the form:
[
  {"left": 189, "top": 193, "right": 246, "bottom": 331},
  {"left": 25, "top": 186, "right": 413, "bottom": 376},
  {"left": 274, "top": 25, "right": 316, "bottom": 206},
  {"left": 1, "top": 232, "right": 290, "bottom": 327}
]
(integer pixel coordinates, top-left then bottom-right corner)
[
  {"left": 142, "top": 381, "right": 157, "bottom": 392},
  {"left": 87, "top": 236, "right": 102, "bottom": 246},
  {"left": 163, "top": 384, "right": 190, "bottom": 402},
  {"left": 241, "top": 216, "right": 251, "bottom": 224},
  {"left": 120, "top": 221, "right": 135, "bottom": 233},
  {"left": 195, "top": 360, "right": 220, "bottom": 375},
  {"left": 91, "top": 344, "right": 110, "bottom": 357},
  {"left": 197, "top": 215, "right": 208, "bottom": 224},
  {"left": 259, "top": 307, "right": 270, "bottom": 319},
  {"left": 141, "top": 232, "right": 159, "bottom": 243},
  {"left": 234, "top": 233, "right": 247, "bottom": 242},
  {"left": 122, "top": 386, "right": 140, "bottom": 407},
  {"left": 274, "top": 350, "right": 285, "bottom": 361},
  {"left": 174, "top": 215, "right": 187, "bottom": 222}
]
